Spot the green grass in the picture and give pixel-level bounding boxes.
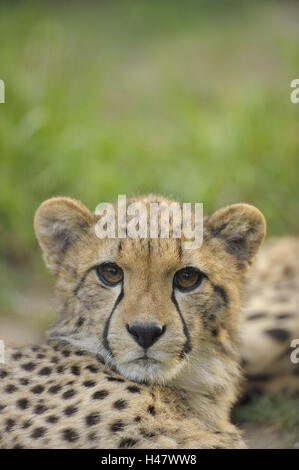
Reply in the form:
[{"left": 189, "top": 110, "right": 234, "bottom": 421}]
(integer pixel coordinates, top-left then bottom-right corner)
[{"left": 233, "top": 394, "right": 299, "bottom": 448}]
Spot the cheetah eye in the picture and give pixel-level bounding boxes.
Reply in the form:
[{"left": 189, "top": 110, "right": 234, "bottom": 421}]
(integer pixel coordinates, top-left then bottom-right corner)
[
  {"left": 173, "top": 267, "right": 203, "bottom": 292},
  {"left": 95, "top": 263, "right": 123, "bottom": 287}
]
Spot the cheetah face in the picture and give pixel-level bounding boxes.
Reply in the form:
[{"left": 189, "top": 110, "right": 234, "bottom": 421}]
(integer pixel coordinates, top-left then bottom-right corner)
[{"left": 34, "top": 195, "right": 266, "bottom": 385}]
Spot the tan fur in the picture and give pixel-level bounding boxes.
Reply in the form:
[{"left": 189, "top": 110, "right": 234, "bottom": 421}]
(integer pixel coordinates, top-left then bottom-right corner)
[{"left": 0, "top": 195, "right": 266, "bottom": 448}]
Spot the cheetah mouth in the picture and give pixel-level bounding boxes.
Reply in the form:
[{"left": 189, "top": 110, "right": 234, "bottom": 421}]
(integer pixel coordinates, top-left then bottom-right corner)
[{"left": 130, "top": 355, "right": 160, "bottom": 365}]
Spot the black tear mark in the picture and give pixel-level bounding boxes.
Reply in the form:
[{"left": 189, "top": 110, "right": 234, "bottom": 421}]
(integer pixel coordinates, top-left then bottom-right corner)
[
  {"left": 102, "top": 287, "right": 124, "bottom": 355},
  {"left": 264, "top": 328, "right": 290, "bottom": 343},
  {"left": 171, "top": 292, "right": 192, "bottom": 357}
]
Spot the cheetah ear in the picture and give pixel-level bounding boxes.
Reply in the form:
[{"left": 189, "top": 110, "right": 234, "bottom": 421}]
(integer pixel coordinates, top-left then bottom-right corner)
[
  {"left": 206, "top": 203, "right": 266, "bottom": 262},
  {"left": 34, "top": 197, "right": 96, "bottom": 274}
]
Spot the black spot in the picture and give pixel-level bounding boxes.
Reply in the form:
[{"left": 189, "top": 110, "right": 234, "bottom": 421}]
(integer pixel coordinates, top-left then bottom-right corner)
[
  {"left": 276, "top": 313, "right": 294, "bottom": 320},
  {"left": 17, "top": 398, "right": 29, "bottom": 410},
  {"left": 0, "top": 370, "right": 8, "bottom": 379},
  {"left": 86, "top": 412, "right": 101, "bottom": 426},
  {"left": 83, "top": 380, "right": 96, "bottom": 388},
  {"left": 0, "top": 404, "right": 6, "bottom": 411},
  {"left": 19, "top": 378, "right": 30, "bottom": 386},
  {"left": 34, "top": 404, "right": 48, "bottom": 414},
  {"left": 22, "top": 362, "right": 36, "bottom": 371},
  {"left": 46, "top": 415, "right": 59, "bottom": 424},
  {"left": 22, "top": 420, "right": 31, "bottom": 429},
  {"left": 248, "top": 312, "right": 267, "bottom": 321},
  {"left": 12, "top": 352, "right": 22, "bottom": 360},
  {"left": 51, "top": 356, "right": 58, "bottom": 364},
  {"left": 141, "top": 429, "right": 156, "bottom": 438},
  {"left": 113, "top": 399, "right": 127, "bottom": 410},
  {"left": 86, "top": 365, "right": 98, "bottom": 373},
  {"left": 6, "top": 419, "right": 15, "bottom": 432},
  {"left": 127, "top": 385, "right": 141, "bottom": 393},
  {"left": 5, "top": 384, "right": 18, "bottom": 393},
  {"left": 71, "top": 366, "right": 80, "bottom": 376},
  {"left": 107, "top": 377, "right": 125, "bottom": 383},
  {"left": 111, "top": 420, "right": 124, "bottom": 433},
  {"left": 92, "top": 390, "right": 109, "bottom": 399},
  {"left": 76, "top": 317, "right": 85, "bottom": 328},
  {"left": 48, "top": 385, "right": 62, "bottom": 394},
  {"left": 247, "top": 373, "right": 273, "bottom": 381},
  {"left": 134, "top": 416, "right": 141, "bottom": 422},
  {"left": 37, "top": 353, "right": 45, "bottom": 359},
  {"left": 31, "top": 427, "right": 46, "bottom": 439},
  {"left": 62, "top": 428, "right": 79, "bottom": 442},
  {"left": 31, "top": 385, "right": 44, "bottom": 394},
  {"left": 39, "top": 367, "right": 52, "bottom": 376},
  {"left": 31, "top": 346, "right": 40, "bottom": 352},
  {"left": 66, "top": 380, "right": 74, "bottom": 386},
  {"left": 147, "top": 405, "right": 156, "bottom": 415},
  {"left": 75, "top": 350, "right": 86, "bottom": 356},
  {"left": 88, "top": 432, "right": 97, "bottom": 441},
  {"left": 265, "top": 328, "right": 290, "bottom": 343},
  {"left": 56, "top": 366, "right": 64, "bottom": 373},
  {"left": 119, "top": 438, "right": 137, "bottom": 448},
  {"left": 64, "top": 405, "right": 78, "bottom": 416},
  {"left": 62, "top": 389, "right": 76, "bottom": 399},
  {"left": 211, "top": 329, "right": 218, "bottom": 337},
  {"left": 62, "top": 350, "right": 71, "bottom": 357},
  {"left": 241, "top": 359, "right": 249, "bottom": 368}
]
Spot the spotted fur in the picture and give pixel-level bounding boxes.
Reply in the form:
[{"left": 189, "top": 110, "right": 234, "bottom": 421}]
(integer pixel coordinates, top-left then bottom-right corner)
[
  {"left": 240, "top": 237, "right": 299, "bottom": 399},
  {"left": 0, "top": 195, "right": 267, "bottom": 448}
]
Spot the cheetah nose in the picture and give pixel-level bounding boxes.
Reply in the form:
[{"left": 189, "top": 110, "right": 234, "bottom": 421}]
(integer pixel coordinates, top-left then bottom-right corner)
[{"left": 126, "top": 322, "right": 166, "bottom": 349}]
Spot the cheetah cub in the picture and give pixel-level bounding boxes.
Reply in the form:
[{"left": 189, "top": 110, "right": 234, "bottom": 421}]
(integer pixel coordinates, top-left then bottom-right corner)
[{"left": 0, "top": 195, "right": 266, "bottom": 449}]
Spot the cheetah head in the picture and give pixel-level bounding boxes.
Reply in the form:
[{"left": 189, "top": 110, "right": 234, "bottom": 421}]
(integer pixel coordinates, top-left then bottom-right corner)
[{"left": 34, "top": 195, "right": 266, "bottom": 386}]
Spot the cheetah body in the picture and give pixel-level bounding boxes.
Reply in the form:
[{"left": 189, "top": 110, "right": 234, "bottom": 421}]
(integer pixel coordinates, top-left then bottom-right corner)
[{"left": 0, "top": 341, "right": 243, "bottom": 449}]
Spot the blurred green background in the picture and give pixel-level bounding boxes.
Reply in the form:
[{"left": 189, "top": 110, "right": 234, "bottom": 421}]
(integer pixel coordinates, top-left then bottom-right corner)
[
  {"left": 1, "top": 0, "right": 299, "bottom": 324},
  {"left": 0, "top": 0, "right": 299, "bottom": 447}
]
